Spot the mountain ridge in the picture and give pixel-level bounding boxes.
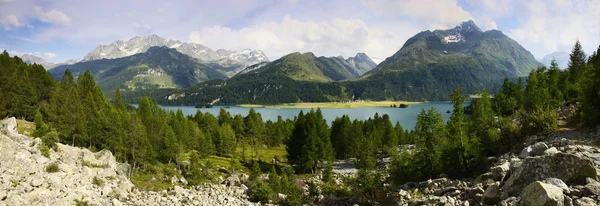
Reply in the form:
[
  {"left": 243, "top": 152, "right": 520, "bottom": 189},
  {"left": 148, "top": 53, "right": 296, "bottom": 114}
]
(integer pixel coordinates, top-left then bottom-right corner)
[
  {"left": 81, "top": 34, "right": 268, "bottom": 66},
  {"left": 50, "top": 46, "right": 228, "bottom": 94},
  {"left": 125, "top": 20, "right": 543, "bottom": 104}
]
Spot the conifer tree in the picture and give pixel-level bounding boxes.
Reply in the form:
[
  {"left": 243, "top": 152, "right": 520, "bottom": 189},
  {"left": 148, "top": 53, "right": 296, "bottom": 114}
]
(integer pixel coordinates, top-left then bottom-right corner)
[
  {"left": 441, "top": 87, "right": 470, "bottom": 177},
  {"left": 581, "top": 46, "right": 600, "bottom": 125},
  {"left": 46, "top": 69, "right": 84, "bottom": 146},
  {"left": 414, "top": 107, "right": 446, "bottom": 179}
]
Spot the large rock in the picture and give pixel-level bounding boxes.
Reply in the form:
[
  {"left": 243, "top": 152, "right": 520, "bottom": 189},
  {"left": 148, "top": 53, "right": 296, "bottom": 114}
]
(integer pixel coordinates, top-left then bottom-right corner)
[
  {"left": 490, "top": 161, "right": 511, "bottom": 181},
  {"left": 542, "top": 178, "right": 570, "bottom": 194},
  {"left": 574, "top": 197, "right": 596, "bottom": 206},
  {"left": 520, "top": 142, "right": 549, "bottom": 158},
  {"left": 520, "top": 181, "right": 564, "bottom": 206},
  {"left": 482, "top": 183, "right": 501, "bottom": 205},
  {"left": 501, "top": 152, "right": 599, "bottom": 197},
  {"left": 583, "top": 178, "right": 600, "bottom": 196},
  {"left": 222, "top": 174, "right": 241, "bottom": 187}
]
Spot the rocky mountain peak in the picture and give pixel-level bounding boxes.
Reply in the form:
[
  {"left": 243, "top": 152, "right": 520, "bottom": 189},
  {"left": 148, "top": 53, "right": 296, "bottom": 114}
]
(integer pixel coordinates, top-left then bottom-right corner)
[
  {"left": 456, "top": 20, "right": 481, "bottom": 32},
  {"left": 80, "top": 34, "right": 268, "bottom": 67}
]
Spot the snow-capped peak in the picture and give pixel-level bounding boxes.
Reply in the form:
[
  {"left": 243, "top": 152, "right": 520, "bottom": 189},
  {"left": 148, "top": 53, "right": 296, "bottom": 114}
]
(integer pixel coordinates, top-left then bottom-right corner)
[{"left": 80, "top": 34, "right": 268, "bottom": 65}]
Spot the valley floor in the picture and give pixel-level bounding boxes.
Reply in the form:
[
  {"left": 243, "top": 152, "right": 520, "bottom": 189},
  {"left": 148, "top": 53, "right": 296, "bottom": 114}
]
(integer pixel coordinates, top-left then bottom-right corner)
[{"left": 239, "top": 101, "right": 422, "bottom": 109}]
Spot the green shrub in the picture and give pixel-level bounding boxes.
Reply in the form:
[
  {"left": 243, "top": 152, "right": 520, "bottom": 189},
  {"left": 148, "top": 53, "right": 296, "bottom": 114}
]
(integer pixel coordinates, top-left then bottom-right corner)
[
  {"left": 40, "top": 143, "right": 50, "bottom": 158},
  {"left": 46, "top": 163, "right": 60, "bottom": 173},
  {"left": 321, "top": 183, "right": 352, "bottom": 198},
  {"left": 250, "top": 181, "right": 273, "bottom": 203},
  {"left": 42, "top": 130, "right": 59, "bottom": 151},
  {"left": 520, "top": 108, "right": 558, "bottom": 136},
  {"left": 322, "top": 163, "right": 333, "bottom": 183},
  {"left": 74, "top": 195, "right": 88, "bottom": 206},
  {"left": 92, "top": 176, "right": 105, "bottom": 187}
]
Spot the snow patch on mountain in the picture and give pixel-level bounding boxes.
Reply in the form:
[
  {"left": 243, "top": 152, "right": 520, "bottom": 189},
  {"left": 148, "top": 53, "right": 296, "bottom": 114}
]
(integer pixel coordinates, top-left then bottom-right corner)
[{"left": 443, "top": 34, "right": 464, "bottom": 43}]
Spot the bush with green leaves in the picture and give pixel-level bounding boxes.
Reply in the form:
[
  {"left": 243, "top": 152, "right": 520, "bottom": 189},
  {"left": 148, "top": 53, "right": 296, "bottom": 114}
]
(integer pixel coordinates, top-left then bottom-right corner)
[
  {"left": 92, "top": 176, "right": 105, "bottom": 187},
  {"left": 46, "top": 163, "right": 60, "bottom": 173},
  {"left": 519, "top": 108, "right": 558, "bottom": 136},
  {"left": 42, "top": 130, "right": 59, "bottom": 151},
  {"left": 352, "top": 169, "right": 391, "bottom": 204},
  {"left": 250, "top": 181, "right": 273, "bottom": 203},
  {"left": 39, "top": 143, "right": 51, "bottom": 158}
]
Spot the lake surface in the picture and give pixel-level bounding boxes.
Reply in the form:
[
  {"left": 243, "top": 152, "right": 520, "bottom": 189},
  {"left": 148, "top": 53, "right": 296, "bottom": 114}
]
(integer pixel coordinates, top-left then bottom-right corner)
[{"left": 160, "top": 102, "right": 458, "bottom": 130}]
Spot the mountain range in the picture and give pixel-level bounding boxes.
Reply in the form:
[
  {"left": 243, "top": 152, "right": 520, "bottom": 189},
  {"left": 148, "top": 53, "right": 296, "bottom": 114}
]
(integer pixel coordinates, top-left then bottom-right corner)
[
  {"left": 50, "top": 46, "right": 231, "bottom": 94},
  {"left": 123, "top": 20, "right": 543, "bottom": 105},
  {"left": 47, "top": 34, "right": 274, "bottom": 93},
  {"left": 80, "top": 34, "right": 268, "bottom": 70}
]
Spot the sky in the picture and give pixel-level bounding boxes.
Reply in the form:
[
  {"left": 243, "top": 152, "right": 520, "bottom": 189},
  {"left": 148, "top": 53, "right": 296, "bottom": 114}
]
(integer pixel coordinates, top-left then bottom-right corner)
[{"left": 0, "top": 0, "right": 599, "bottom": 63}]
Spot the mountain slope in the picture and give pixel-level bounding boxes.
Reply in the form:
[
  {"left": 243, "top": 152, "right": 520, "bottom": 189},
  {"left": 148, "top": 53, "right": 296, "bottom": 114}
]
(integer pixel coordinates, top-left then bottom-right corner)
[
  {"left": 123, "top": 52, "right": 377, "bottom": 105},
  {"left": 50, "top": 46, "right": 228, "bottom": 93},
  {"left": 81, "top": 34, "right": 267, "bottom": 77},
  {"left": 358, "top": 20, "right": 542, "bottom": 100},
  {"left": 242, "top": 52, "right": 376, "bottom": 82}
]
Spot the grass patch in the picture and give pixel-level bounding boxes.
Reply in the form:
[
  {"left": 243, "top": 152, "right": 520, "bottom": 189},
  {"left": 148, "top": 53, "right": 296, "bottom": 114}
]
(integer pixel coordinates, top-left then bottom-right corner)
[
  {"left": 16, "top": 119, "right": 35, "bottom": 136},
  {"left": 46, "top": 163, "right": 60, "bottom": 173},
  {"left": 81, "top": 160, "right": 109, "bottom": 168},
  {"left": 234, "top": 145, "right": 288, "bottom": 164},
  {"left": 239, "top": 101, "right": 422, "bottom": 109},
  {"left": 202, "top": 145, "right": 288, "bottom": 172},
  {"left": 130, "top": 163, "right": 177, "bottom": 192}
]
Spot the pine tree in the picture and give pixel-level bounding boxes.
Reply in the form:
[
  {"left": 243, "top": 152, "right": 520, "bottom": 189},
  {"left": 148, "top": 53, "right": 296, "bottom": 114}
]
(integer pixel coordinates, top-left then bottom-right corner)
[
  {"left": 382, "top": 114, "right": 398, "bottom": 152},
  {"left": 470, "top": 89, "right": 499, "bottom": 156},
  {"left": 244, "top": 108, "right": 265, "bottom": 160},
  {"left": 567, "top": 40, "right": 588, "bottom": 84},
  {"left": 581, "top": 46, "right": 600, "bottom": 125},
  {"left": 414, "top": 107, "right": 446, "bottom": 179},
  {"left": 330, "top": 115, "right": 352, "bottom": 159},
  {"left": 441, "top": 87, "right": 470, "bottom": 177},
  {"left": 217, "top": 124, "right": 237, "bottom": 156},
  {"left": 46, "top": 69, "right": 85, "bottom": 146}
]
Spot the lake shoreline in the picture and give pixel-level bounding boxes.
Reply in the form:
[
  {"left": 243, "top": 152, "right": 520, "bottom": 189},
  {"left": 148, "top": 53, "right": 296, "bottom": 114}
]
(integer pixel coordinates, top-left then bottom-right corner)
[{"left": 237, "top": 101, "right": 423, "bottom": 109}]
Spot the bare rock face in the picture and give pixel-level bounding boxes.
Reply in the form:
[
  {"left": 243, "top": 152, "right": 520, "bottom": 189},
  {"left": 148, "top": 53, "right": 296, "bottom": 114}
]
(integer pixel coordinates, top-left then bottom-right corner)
[
  {"left": 520, "top": 181, "right": 564, "bottom": 206},
  {"left": 501, "top": 152, "right": 599, "bottom": 197},
  {"left": 0, "top": 118, "right": 134, "bottom": 205}
]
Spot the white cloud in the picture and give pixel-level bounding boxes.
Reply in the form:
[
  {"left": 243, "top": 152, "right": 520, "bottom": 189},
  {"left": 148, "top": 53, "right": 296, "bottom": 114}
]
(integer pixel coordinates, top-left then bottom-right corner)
[
  {"left": 44, "top": 52, "right": 57, "bottom": 59},
  {"left": 362, "top": 0, "right": 474, "bottom": 29},
  {"left": 0, "top": 15, "right": 21, "bottom": 30},
  {"left": 189, "top": 15, "right": 409, "bottom": 61},
  {"left": 504, "top": 0, "right": 600, "bottom": 58},
  {"left": 463, "top": 0, "right": 600, "bottom": 58},
  {"left": 35, "top": 7, "right": 71, "bottom": 25}
]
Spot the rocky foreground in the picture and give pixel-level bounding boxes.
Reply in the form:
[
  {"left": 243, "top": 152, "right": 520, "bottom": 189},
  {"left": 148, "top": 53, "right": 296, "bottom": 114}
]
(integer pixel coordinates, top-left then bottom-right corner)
[
  {"left": 394, "top": 128, "right": 600, "bottom": 206},
  {"left": 0, "top": 117, "right": 258, "bottom": 206}
]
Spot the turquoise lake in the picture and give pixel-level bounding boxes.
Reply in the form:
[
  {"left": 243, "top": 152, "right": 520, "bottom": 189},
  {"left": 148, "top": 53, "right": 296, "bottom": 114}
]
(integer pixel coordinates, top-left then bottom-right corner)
[{"left": 160, "top": 102, "right": 459, "bottom": 130}]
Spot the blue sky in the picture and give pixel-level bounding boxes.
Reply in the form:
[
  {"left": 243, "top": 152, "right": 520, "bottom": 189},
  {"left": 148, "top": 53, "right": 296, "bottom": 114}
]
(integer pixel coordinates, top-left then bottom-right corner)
[{"left": 0, "top": 0, "right": 599, "bottom": 63}]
